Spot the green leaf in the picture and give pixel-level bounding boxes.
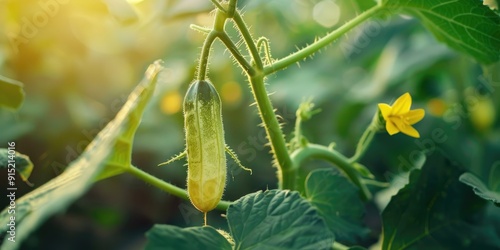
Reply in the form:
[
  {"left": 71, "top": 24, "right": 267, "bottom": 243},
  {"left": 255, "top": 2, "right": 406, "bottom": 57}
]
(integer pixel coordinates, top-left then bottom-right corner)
[
  {"left": 145, "top": 225, "right": 232, "bottom": 250},
  {"left": 227, "top": 189, "right": 334, "bottom": 250},
  {"left": 0, "top": 60, "right": 163, "bottom": 250},
  {"left": 95, "top": 62, "right": 164, "bottom": 181},
  {"left": 460, "top": 170, "right": 500, "bottom": 205},
  {"left": 304, "top": 169, "right": 368, "bottom": 244},
  {"left": 382, "top": 153, "right": 500, "bottom": 249},
  {"left": 383, "top": 0, "right": 500, "bottom": 64},
  {"left": 0, "top": 75, "right": 25, "bottom": 111},
  {"left": 0, "top": 148, "right": 34, "bottom": 184}
]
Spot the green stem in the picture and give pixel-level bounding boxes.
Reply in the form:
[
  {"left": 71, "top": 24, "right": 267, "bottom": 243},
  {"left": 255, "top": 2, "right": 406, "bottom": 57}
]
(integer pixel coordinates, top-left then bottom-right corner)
[
  {"left": 249, "top": 74, "right": 294, "bottom": 190},
  {"left": 291, "top": 144, "right": 372, "bottom": 200},
  {"left": 232, "top": 11, "right": 264, "bottom": 70},
  {"left": 228, "top": 0, "right": 237, "bottom": 18},
  {"left": 126, "top": 165, "right": 231, "bottom": 210},
  {"left": 291, "top": 110, "right": 303, "bottom": 150},
  {"left": 256, "top": 37, "right": 273, "bottom": 65},
  {"left": 197, "top": 31, "right": 218, "bottom": 80},
  {"left": 263, "top": 4, "right": 383, "bottom": 75},
  {"left": 349, "top": 112, "right": 380, "bottom": 163},
  {"left": 223, "top": 9, "right": 293, "bottom": 189},
  {"left": 217, "top": 32, "right": 254, "bottom": 74},
  {"left": 209, "top": 0, "right": 226, "bottom": 12}
]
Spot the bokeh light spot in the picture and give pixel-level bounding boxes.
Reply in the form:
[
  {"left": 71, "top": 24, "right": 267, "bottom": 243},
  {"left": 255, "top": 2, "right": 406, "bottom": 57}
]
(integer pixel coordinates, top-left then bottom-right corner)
[
  {"left": 313, "top": 0, "right": 340, "bottom": 28},
  {"left": 427, "top": 98, "right": 447, "bottom": 117},
  {"left": 221, "top": 81, "right": 242, "bottom": 106},
  {"left": 161, "top": 90, "right": 182, "bottom": 114}
]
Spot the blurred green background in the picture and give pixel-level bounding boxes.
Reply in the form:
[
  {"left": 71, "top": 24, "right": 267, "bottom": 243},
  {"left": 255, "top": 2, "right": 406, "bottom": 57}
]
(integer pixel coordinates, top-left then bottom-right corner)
[{"left": 1, "top": 0, "right": 499, "bottom": 249}]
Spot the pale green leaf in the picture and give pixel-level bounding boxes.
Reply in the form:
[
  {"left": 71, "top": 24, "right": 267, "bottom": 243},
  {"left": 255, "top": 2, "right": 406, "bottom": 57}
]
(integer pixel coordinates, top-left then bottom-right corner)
[
  {"left": 0, "top": 148, "right": 33, "bottom": 184},
  {"left": 383, "top": 0, "right": 500, "bottom": 64},
  {"left": 460, "top": 171, "right": 500, "bottom": 205},
  {"left": 0, "top": 75, "right": 25, "bottom": 111},
  {"left": 0, "top": 60, "right": 163, "bottom": 250},
  {"left": 95, "top": 61, "right": 165, "bottom": 181}
]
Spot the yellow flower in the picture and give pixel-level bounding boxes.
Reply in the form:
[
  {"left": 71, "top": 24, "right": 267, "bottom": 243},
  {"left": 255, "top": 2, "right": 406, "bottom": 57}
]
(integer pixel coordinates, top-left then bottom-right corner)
[{"left": 378, "top": 92, "right": 425, "bottom": 138}]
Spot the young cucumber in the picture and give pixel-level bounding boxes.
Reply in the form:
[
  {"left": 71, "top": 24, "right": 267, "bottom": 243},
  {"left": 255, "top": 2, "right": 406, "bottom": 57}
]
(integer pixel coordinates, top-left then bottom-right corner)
[{"left": 183, "top": 80, "right": 226, "bottom": 213}]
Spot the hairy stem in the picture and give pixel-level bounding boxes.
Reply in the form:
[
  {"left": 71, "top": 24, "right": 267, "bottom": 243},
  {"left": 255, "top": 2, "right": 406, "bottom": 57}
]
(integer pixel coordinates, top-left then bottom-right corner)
[
  {"left": 232, "top": 11, "right": 264, "bottom": 70},
  {"left": 257, "top": 37, "right": 273, "bottom": 65},
  {"left": 217, "top": 32, "right": 254, "bottom": 74},
  {"left": 264, "top": 5, "right": 383, "bottom": 75},
  {"left": 248, "top": 74, "right": 294, "bottom": 189},
  {"left": 222, "top": 9, "right": 293, "bottom": 189}
]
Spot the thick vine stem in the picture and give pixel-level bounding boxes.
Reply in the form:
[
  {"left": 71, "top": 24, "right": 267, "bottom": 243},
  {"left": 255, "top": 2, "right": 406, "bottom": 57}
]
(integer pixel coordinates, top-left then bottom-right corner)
[
  {"left": 127, "top": 165, "right": 231, "bottom": 210},
  {"left": 248, "top": 74, "right": 294, "bottom": 189},
  {"left": 221, "top": 8, "right": 293, "bottom": 189},
  {"left": 263, "top": 5, "right": 383, "bottom": 75},
  {"left": 290, "top": 144, "right": 372, "bottom": 200}
]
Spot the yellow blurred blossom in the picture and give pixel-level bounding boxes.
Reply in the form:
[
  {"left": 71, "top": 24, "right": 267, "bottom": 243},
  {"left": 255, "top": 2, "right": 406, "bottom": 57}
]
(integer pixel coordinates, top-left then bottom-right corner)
[
  {"left": 427, "top": 98, "right": 447, "bottom": 117},
  {"left": 161, "top": 90, "right": 182, "bottom": 114},
  {"left": 221, "top": 81, "right": 242, "bottom": 106},
  {"left": 378, "top": 92, "right": 425, "bottom": 138}
]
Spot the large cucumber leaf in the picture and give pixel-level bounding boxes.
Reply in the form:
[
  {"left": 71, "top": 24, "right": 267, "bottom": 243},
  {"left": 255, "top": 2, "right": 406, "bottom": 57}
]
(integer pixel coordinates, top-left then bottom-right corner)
[
  {"left": 382, "top": 0, "right": 500, "bottom": 64},
  {"left": 0, "top": 60, "right": 163, "bottom": 250},
  {"left": 145, "top": 225, "right": 232, "bottom": 250},
  {"left": 227, "top": 189, "right": 334, "bottom": 250},
  {"left": 382, "top": 153, "right": 500, "bottom": 249},
  {"left": 146, "top": 190, "right": 334, "bottom": 249},
  {"left": 304, "top": 168, "right": 368, "bottom": 244}
]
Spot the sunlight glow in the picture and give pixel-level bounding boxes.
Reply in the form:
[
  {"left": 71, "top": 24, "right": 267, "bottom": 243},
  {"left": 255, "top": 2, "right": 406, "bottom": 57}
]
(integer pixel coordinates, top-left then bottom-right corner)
[{"left": 126, "top": 0, "right": 145, "bottom": 4}]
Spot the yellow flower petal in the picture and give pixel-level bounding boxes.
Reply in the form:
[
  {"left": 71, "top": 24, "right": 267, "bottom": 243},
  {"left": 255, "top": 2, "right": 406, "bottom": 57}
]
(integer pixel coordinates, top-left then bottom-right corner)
[
  {"left": 391, "top": 116, "right": 406, "bottom": 132},
  {"left": 391, "top": 92, "right": 412, "bottom": 116},
  {"left": 378, "top": 103, "right": 392, "bottom": 120},
  {"left": 385, "top": 120, "right": 400, "bottom": 135},
  {"left": 405, "top": 109, "right": 425, "bottom": 125},
  {"left": 400, "top": 125, "right": 420, "bottom": 138},
  {"left": 378, "top": 92, "right": 425, "bottom": 138}
]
